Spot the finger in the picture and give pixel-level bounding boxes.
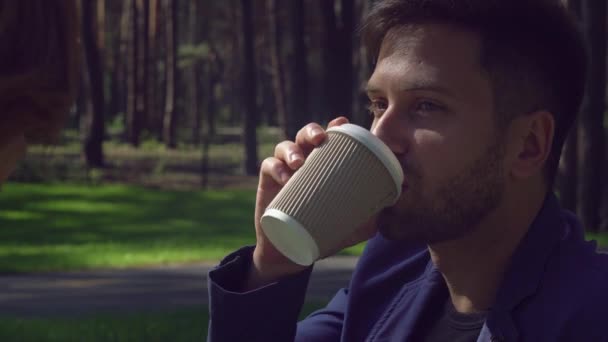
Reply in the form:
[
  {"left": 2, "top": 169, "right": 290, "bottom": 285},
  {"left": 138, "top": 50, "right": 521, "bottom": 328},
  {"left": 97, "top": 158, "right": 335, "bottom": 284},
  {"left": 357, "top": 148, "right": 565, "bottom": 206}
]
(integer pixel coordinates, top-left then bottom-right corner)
[
  {"left": 295, "top": 122, "right": 326, "bottom": 156},
  {"left": 274, "top": 140, "right": 305, "bottom": 171},
  {"left": 327, "top": 116, "right": 349, "bottom": 129},
  {"left": 259, "top": 156, "right": 292, "bottom": 188}
]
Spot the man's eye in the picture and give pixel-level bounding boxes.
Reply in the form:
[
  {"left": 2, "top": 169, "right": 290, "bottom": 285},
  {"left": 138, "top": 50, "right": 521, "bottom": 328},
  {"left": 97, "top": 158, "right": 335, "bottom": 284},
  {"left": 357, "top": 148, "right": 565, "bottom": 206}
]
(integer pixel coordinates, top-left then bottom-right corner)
[
  {"left": 367, "top": 101, "right": 387, "bottom": 117},
  {"left": 415, "top": 101, "right": 443, "bottom": 112}
]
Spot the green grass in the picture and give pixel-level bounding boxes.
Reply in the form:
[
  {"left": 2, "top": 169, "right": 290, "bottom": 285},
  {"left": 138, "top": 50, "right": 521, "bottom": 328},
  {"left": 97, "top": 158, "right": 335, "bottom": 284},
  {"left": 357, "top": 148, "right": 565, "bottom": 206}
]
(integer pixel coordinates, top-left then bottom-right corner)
[
  {"left": 0, "top": 183, "right": 364, "bottom": 273},
  {"left": 0, "top": 302, "right": 326, "bottom": 341},
  {"left": 2, "top": 182, "right": 603, "bottom": 274},
  {"left": 586, "top": 232, "right": 608, "bottom": 248}
]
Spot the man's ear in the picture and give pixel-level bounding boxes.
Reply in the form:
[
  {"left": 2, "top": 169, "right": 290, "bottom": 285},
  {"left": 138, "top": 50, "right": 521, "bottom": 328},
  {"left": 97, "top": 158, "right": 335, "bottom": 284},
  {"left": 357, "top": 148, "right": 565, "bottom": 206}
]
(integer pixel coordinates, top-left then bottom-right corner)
[{"left": 507, "top": 110, "right": 555, "bottom": 180}]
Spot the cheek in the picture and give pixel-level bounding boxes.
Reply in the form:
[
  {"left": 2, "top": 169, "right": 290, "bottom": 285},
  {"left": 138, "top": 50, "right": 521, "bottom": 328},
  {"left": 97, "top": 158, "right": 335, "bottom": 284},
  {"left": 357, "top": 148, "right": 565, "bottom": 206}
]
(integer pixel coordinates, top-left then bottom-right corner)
[
  {"left": 410, "top": 128, "right": 479, "bottom": 184},
  {"left": 410, "top": 129, "right": 449, "bottom": 179}
]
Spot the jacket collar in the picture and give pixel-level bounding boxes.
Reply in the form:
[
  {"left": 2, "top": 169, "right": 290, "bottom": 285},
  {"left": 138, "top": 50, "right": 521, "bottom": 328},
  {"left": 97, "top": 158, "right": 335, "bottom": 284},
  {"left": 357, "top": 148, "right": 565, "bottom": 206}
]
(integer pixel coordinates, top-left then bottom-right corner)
[
  {"left": 395, "top": 193, "right": 566, "bottom": 341},
  {"left": 483, "top": 192, "right": 566, "bottom": 341}
]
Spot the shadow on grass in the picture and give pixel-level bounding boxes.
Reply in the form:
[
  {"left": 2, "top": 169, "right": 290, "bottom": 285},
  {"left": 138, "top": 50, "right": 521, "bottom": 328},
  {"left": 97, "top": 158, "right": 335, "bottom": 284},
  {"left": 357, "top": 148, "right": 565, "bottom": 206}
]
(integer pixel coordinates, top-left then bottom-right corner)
[
  {"left": 0, "top": 183, "right": 257, "bottom": 272},
  {"left": 0, "top": 302, "right": 326, "bottom": 342}
]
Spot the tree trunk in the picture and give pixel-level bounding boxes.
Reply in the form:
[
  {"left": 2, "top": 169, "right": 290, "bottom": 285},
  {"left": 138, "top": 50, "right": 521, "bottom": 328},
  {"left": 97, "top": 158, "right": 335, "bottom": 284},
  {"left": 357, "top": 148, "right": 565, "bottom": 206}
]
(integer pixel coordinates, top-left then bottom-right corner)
[
  {"left": 207, "top": 44, "right": 222, "bottom": 138},
  {"left": 126, "top": 0, "right": 141, "bottom": 146},
  {"left": 117, "top": 0, "right": 131, "bottom": 128},
  {"left": 267, "top": 0, "right": 288, "bottom": 140},
  {"left": 154, "top": 0, "right": 166, "bottom": 141},
  {"left": 230, "top": 0, "right": 243, "bottom": 127},
  {"left": 135, "top": 0, "right": 149, "bottom": 141},
  {"left": 163, "top": 0, "right": 178, "bottom": 148},
  {"left": 81, "top": 0, "right": 105, "bottom": 167},
  {"left": 320, "top": 0, "right": 338, "bottom": 123},
  {"left": 352, "top": 0, "right": 374, "bottom": 128},
  {"left": 320, "top": 0, "right": 354, "bottom": 122},
  {"left": 337, "top": 0, "right": 354, "bottom": 120},
  {"left": 189, "top": 0, "right": 202, "bottom": 145},
  {"left": 288, "top": 0, "right": 309, "bottom": 140},
  {"left": 241, "top": 0, "right": 258, "bottom": 175},
  {"left": 579, "top": 0, "right": 606, "bottom": 232},
  {"left": 107, "top": 0, "right": 125, "bottom": 120},
  {"left": 147, "top": 0, "right": 159, "bottom": 139}
]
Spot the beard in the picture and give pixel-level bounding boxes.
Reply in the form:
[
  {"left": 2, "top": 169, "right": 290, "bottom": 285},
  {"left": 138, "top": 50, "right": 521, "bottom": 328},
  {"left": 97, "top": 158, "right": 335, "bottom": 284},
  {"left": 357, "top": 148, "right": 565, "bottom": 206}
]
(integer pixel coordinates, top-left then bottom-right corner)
[{"left": 378, "top": 140, "right": 506, "bottom": 244}]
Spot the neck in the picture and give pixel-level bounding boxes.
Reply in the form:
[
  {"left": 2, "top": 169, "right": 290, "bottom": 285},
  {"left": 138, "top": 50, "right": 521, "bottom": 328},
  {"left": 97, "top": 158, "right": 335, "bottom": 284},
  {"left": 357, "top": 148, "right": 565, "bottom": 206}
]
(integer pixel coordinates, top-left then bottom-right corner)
[{"left": 428, "top": 184, "right": 546, "bottom": 313}]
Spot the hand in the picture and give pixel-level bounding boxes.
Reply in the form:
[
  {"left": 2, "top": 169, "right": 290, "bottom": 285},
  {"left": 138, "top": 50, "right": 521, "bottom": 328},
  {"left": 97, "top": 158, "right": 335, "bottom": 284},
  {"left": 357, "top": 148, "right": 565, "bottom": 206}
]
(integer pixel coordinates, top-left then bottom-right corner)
[{"left": 246, "top": 117, "right": 378, "bottom": 289}]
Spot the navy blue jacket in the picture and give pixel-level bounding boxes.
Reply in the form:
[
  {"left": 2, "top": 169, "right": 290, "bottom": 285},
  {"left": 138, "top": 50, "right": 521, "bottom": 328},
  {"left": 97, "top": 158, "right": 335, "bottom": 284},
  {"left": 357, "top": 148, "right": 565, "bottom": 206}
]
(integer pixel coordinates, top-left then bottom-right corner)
[{"left": 207, "top": 194, "right": 608, "bottom": 341}]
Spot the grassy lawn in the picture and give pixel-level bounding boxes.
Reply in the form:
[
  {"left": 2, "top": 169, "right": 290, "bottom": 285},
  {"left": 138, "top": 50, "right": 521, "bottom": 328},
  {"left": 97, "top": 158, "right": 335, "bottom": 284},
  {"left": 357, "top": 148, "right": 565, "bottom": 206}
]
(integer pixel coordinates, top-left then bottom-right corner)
[
  {"left": 0, "top": 302, "right": 326, "bottom": 341},
  {"left": 1, "top": 182, "right": 604, "bottom": 273},
  {"left": 0, "top": 183, "right": 365, "bottom": 273},
  {"left": 586, "top": 232, "right": 608, "bottom": 248}
]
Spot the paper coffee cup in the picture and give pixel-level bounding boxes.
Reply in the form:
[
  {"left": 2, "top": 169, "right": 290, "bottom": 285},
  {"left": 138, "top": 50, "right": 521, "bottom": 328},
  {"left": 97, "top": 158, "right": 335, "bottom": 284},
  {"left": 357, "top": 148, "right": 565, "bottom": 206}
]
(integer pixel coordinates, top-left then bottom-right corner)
[{"left": 260, "top": 123, "right": 403, "bottom": 266}]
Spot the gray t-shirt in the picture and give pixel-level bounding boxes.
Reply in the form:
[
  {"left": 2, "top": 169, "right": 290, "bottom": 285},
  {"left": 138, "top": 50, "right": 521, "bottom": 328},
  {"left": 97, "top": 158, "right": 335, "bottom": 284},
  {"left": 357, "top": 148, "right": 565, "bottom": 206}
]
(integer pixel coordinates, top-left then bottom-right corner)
[{"left": 420, "top": 298, "right": 487, "bottom": 342}]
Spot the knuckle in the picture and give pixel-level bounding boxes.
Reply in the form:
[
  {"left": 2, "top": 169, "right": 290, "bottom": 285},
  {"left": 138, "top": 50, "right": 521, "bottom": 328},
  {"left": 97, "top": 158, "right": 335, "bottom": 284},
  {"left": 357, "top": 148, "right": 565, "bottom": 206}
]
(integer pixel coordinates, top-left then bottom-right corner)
[
  {"left": 261, "top": 157, "right": 276, "bottom": 169},
  {"left": 274, "top": 140, "right": 294, "bottom": 159},
  {"left": 276, "top": 140, "right": 292, "bottom": 150},
  {"left": 307, "top": 122, "right": 321, "bottom": 131}
]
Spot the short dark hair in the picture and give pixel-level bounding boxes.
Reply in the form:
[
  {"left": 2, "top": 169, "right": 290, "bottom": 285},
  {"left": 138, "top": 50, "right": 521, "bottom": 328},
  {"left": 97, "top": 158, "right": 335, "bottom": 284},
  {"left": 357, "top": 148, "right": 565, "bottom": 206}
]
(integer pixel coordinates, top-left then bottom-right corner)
[
  {"left": 0, "top": 0, "right": 80, "bottom": 144},
  {"left": 361, "top": 0, "right": 586, "bottom": 186}
]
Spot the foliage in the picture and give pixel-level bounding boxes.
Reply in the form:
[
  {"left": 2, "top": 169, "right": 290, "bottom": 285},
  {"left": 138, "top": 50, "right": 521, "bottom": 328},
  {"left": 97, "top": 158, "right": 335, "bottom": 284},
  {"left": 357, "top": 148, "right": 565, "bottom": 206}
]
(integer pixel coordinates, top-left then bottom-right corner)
[
  {"left": 178, "top": 43, "right": 210, "bottom": 69},
  {"left": 12, "top": 136, "right": 277, "bottom": 188}
]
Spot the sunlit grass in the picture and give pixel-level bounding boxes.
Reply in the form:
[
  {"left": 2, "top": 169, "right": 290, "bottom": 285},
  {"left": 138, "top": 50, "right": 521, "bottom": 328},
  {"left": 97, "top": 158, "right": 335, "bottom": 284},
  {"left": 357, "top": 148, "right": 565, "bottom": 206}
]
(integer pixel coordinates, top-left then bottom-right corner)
[
  {"left": 586, "top": 232, "right": 608, "bottom": 249},
  {"left": 0, "top": 183, "right": 258, "bottom": 272},
  {"left": 2, "top": 183, "right": 603, "bottom": 273},
  {"left": 0, "top": 183, "right": 365, "bottom": 272}
]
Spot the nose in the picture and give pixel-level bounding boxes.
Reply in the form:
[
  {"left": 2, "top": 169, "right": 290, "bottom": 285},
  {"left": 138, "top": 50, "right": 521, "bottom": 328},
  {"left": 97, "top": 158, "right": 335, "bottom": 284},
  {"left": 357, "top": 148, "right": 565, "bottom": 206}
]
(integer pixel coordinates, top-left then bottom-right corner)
[{"left": 370, "top": 110, "right": 408, "bottom": 155}]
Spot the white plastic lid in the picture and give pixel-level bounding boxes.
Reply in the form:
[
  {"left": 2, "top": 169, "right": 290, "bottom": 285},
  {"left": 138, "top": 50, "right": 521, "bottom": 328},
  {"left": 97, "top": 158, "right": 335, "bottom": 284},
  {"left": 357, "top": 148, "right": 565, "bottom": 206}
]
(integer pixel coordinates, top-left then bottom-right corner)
[
  {"left": 260, "top": 209, "right": 320, "bottom": 266},
  {"left": 327, "top": 124, "right": 404, "bottom": 197}
]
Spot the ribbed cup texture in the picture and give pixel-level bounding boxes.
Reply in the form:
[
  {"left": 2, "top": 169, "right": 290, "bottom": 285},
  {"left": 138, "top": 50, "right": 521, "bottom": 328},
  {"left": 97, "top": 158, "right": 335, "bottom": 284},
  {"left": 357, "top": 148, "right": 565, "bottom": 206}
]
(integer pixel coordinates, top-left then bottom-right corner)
[{"left": 265, "top": 130, "right": 398, "bottom": 257}]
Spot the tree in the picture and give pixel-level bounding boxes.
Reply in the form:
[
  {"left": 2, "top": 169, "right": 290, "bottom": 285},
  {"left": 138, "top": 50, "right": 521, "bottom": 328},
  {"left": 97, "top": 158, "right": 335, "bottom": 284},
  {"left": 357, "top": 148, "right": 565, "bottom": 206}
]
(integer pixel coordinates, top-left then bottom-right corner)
[
  {"left": 353, "top": 0, "right": 375, "bottom": 127},
  {"left": 81, "top": 0, "right": 105, "bottom": 167},
  {"left": 188, "top": 0, "right": 202, "bottom": 145},
  {"left": 135, "top": 0, "right": 149, "bottom": 144},
  {"left": 241, "top": 0, "right": 258, "bottom": 175},
  {"left": 320, "top": 0, "right": 338, "bottom": 123},
  {"left": 287, "top": 0, "right": 310, "bottom": 140},
  {"left": 266, "top": 0, "right": 288, "bottom": 140},
  {"left": 107, "top": 0, "right": 125, "bottom": 121},
  {"left": 579, "top": 0, "right": 606, "bottom": 231},
  {"left": 320, "top": 0, "right": 355, "bottom": 122},
  {"left": 126, "top": 0, "right": 142, "bottom": 146},
  {"left": 146, "top": 0, "right": 160, "bottom": 140},
  {"left": 163, "top": 0, "right": 178, "bottom": 148}
]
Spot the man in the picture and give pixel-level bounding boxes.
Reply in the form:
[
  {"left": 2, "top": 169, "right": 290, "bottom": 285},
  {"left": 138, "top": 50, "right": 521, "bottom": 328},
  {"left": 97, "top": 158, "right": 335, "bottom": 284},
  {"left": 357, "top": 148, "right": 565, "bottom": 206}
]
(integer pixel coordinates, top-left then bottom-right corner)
[{"left": 208, "top": 0, "right": 608, "bottom": 341}]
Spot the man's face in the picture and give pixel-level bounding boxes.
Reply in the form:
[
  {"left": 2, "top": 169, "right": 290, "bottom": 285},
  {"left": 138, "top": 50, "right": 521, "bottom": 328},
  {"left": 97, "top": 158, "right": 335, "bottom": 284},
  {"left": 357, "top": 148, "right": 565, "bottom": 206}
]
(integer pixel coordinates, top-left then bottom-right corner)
[{"left": 367, "top": 24, "right": 508, "bottom": 243}]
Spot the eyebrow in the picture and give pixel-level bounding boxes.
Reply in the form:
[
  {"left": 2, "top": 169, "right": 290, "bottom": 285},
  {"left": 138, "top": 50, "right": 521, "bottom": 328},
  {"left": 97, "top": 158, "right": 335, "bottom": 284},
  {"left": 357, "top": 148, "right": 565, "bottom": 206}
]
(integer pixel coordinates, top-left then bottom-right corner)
[{"left": 365, "top": 81, "right": 454, "bottom": 97}]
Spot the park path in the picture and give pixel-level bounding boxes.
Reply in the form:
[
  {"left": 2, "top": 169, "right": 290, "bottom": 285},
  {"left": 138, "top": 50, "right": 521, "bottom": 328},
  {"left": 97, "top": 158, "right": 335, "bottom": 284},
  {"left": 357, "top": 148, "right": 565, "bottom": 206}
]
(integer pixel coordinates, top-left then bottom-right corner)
[
  {"left": 2, "top": 248, "right": 606, "bottom": 318},
  {"left": 0, "top": 256, "right": 358, "bottom": 317}
]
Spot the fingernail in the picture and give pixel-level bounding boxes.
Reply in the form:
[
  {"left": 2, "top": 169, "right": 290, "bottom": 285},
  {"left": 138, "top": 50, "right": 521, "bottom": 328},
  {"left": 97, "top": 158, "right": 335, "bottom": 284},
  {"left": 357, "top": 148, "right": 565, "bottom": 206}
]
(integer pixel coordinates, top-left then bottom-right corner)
[
  {"left": 289, "top": 152, "right": 303, "bottom": 163},
  {"left": 311, "top": 128, "right": 323, "bottom": 138},
  {"left": 280, "top": 171, "right": 290, "bottom": 184}
]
